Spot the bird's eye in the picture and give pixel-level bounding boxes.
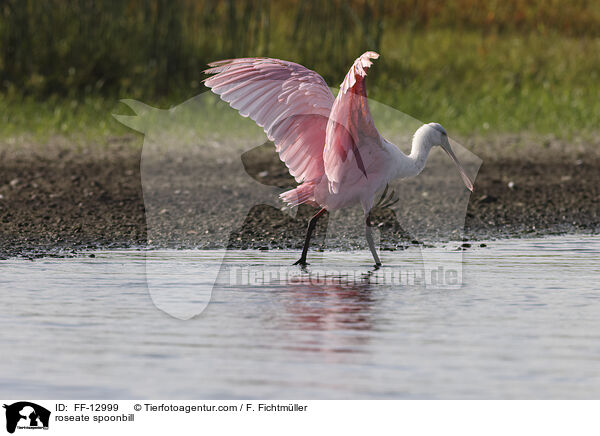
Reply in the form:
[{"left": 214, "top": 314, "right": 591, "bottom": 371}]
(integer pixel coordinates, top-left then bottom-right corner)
[{"left": 442, "top": 131, "right": 447, "bottom": 136}]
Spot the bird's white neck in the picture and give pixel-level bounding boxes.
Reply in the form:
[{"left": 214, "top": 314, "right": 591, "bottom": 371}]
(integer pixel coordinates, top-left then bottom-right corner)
[
  {"left": 407, "top": 130, "right": 435, "bottom": 176},
  {"left": 388, "top": 126, "right": 435, "bottom": 180}
]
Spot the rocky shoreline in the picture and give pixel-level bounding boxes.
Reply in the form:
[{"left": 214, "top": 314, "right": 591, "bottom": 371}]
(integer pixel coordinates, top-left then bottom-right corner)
[{"left": 0, "top": 135, "right": 598, "bottom": 259}]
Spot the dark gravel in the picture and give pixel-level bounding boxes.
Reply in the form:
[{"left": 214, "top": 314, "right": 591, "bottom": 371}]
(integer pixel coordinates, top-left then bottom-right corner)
[{"left": 0, "top": 136, "right": 598, "bottom": 259}]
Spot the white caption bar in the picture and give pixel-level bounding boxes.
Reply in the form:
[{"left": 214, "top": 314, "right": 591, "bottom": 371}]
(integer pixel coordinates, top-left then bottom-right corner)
[{"left": 1, "top": 400, "right": 598, "bottom": 435}]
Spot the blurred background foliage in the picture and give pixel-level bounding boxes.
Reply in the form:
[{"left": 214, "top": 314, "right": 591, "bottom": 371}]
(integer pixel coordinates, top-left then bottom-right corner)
[{"left": 0, "top": 0, "right": 599, "bottom": 137}]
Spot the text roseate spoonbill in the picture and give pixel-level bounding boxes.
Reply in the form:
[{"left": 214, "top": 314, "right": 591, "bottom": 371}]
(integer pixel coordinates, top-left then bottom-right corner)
[{"left": 204, "top": 51, "right": 474, "bottom": 266}]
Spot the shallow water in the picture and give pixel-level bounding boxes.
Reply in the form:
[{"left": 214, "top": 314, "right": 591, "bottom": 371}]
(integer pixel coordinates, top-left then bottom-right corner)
[{"left": 1, "top": 236, "right": 599, "bottom": 399}]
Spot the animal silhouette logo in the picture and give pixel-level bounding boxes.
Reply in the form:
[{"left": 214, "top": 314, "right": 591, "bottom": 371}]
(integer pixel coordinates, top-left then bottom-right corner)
[
  {"left": 114, "top": 86, "right": 481, "bottom": 319},
  {"left": 3, "top": 402, "right": 50, "bottom": 433}
]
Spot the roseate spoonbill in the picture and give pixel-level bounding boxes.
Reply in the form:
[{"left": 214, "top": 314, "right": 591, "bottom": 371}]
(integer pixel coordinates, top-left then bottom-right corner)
[{"left": 204, "top": 51, "right": 474, "bottom": 266}]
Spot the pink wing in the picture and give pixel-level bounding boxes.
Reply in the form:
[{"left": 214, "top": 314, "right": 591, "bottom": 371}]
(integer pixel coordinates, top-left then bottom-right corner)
[
  {"left": 204, "top": 58, "right": 334, "bottom": 184},
  {"left": 323, "top": 51, "right": 382, "bottom": 194}
]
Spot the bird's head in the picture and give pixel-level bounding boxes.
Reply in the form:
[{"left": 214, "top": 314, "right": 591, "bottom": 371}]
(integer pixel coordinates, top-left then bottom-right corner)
[{"left": 424, "top": 122, "right": 474, "bottom": 191}]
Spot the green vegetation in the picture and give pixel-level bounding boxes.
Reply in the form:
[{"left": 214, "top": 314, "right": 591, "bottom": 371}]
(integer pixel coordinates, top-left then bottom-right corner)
[{"left": 0, "top": 1, "right": 598, "bottom": 139}]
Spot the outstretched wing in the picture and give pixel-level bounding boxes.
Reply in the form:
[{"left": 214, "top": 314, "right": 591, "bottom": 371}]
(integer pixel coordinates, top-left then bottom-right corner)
[
  {"left": 323, "top": 51, "right": 384, "bottom": 194},
  {"left": 204, "top": 58, "right": 334, "bottom": 184}
]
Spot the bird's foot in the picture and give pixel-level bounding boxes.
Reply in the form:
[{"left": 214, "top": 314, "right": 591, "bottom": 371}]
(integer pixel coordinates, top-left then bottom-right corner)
[
  {"left": 293, "top": 259, "right": 309, "bottom": 266},
  {"left": 375, "top": 185, "right": 399, "bottom": 209}
]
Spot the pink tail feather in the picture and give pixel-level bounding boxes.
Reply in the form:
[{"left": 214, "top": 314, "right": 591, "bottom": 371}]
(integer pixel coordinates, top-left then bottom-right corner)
[{"left": 280, "top": 182, "right": 317, "bottom": 207}]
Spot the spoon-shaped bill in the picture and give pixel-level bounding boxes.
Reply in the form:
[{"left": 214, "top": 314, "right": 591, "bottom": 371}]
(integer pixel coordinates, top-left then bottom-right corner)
[{"left": 441, "top": 142, "right": 474, "bottom": 191}]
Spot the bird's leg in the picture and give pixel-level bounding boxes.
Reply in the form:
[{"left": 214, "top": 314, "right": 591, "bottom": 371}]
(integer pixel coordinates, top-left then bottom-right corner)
[
  {"left": 294, "top": 208, "right": 327, "bottom": 266},
  {"left": 365, "top": 212, "right": 382, "bottom": 267}
]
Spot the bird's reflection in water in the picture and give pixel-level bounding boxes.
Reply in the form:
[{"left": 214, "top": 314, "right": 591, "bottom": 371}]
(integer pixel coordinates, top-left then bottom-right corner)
[{"left": 269, "top": 268, "right": 381, "bottom": 357}]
